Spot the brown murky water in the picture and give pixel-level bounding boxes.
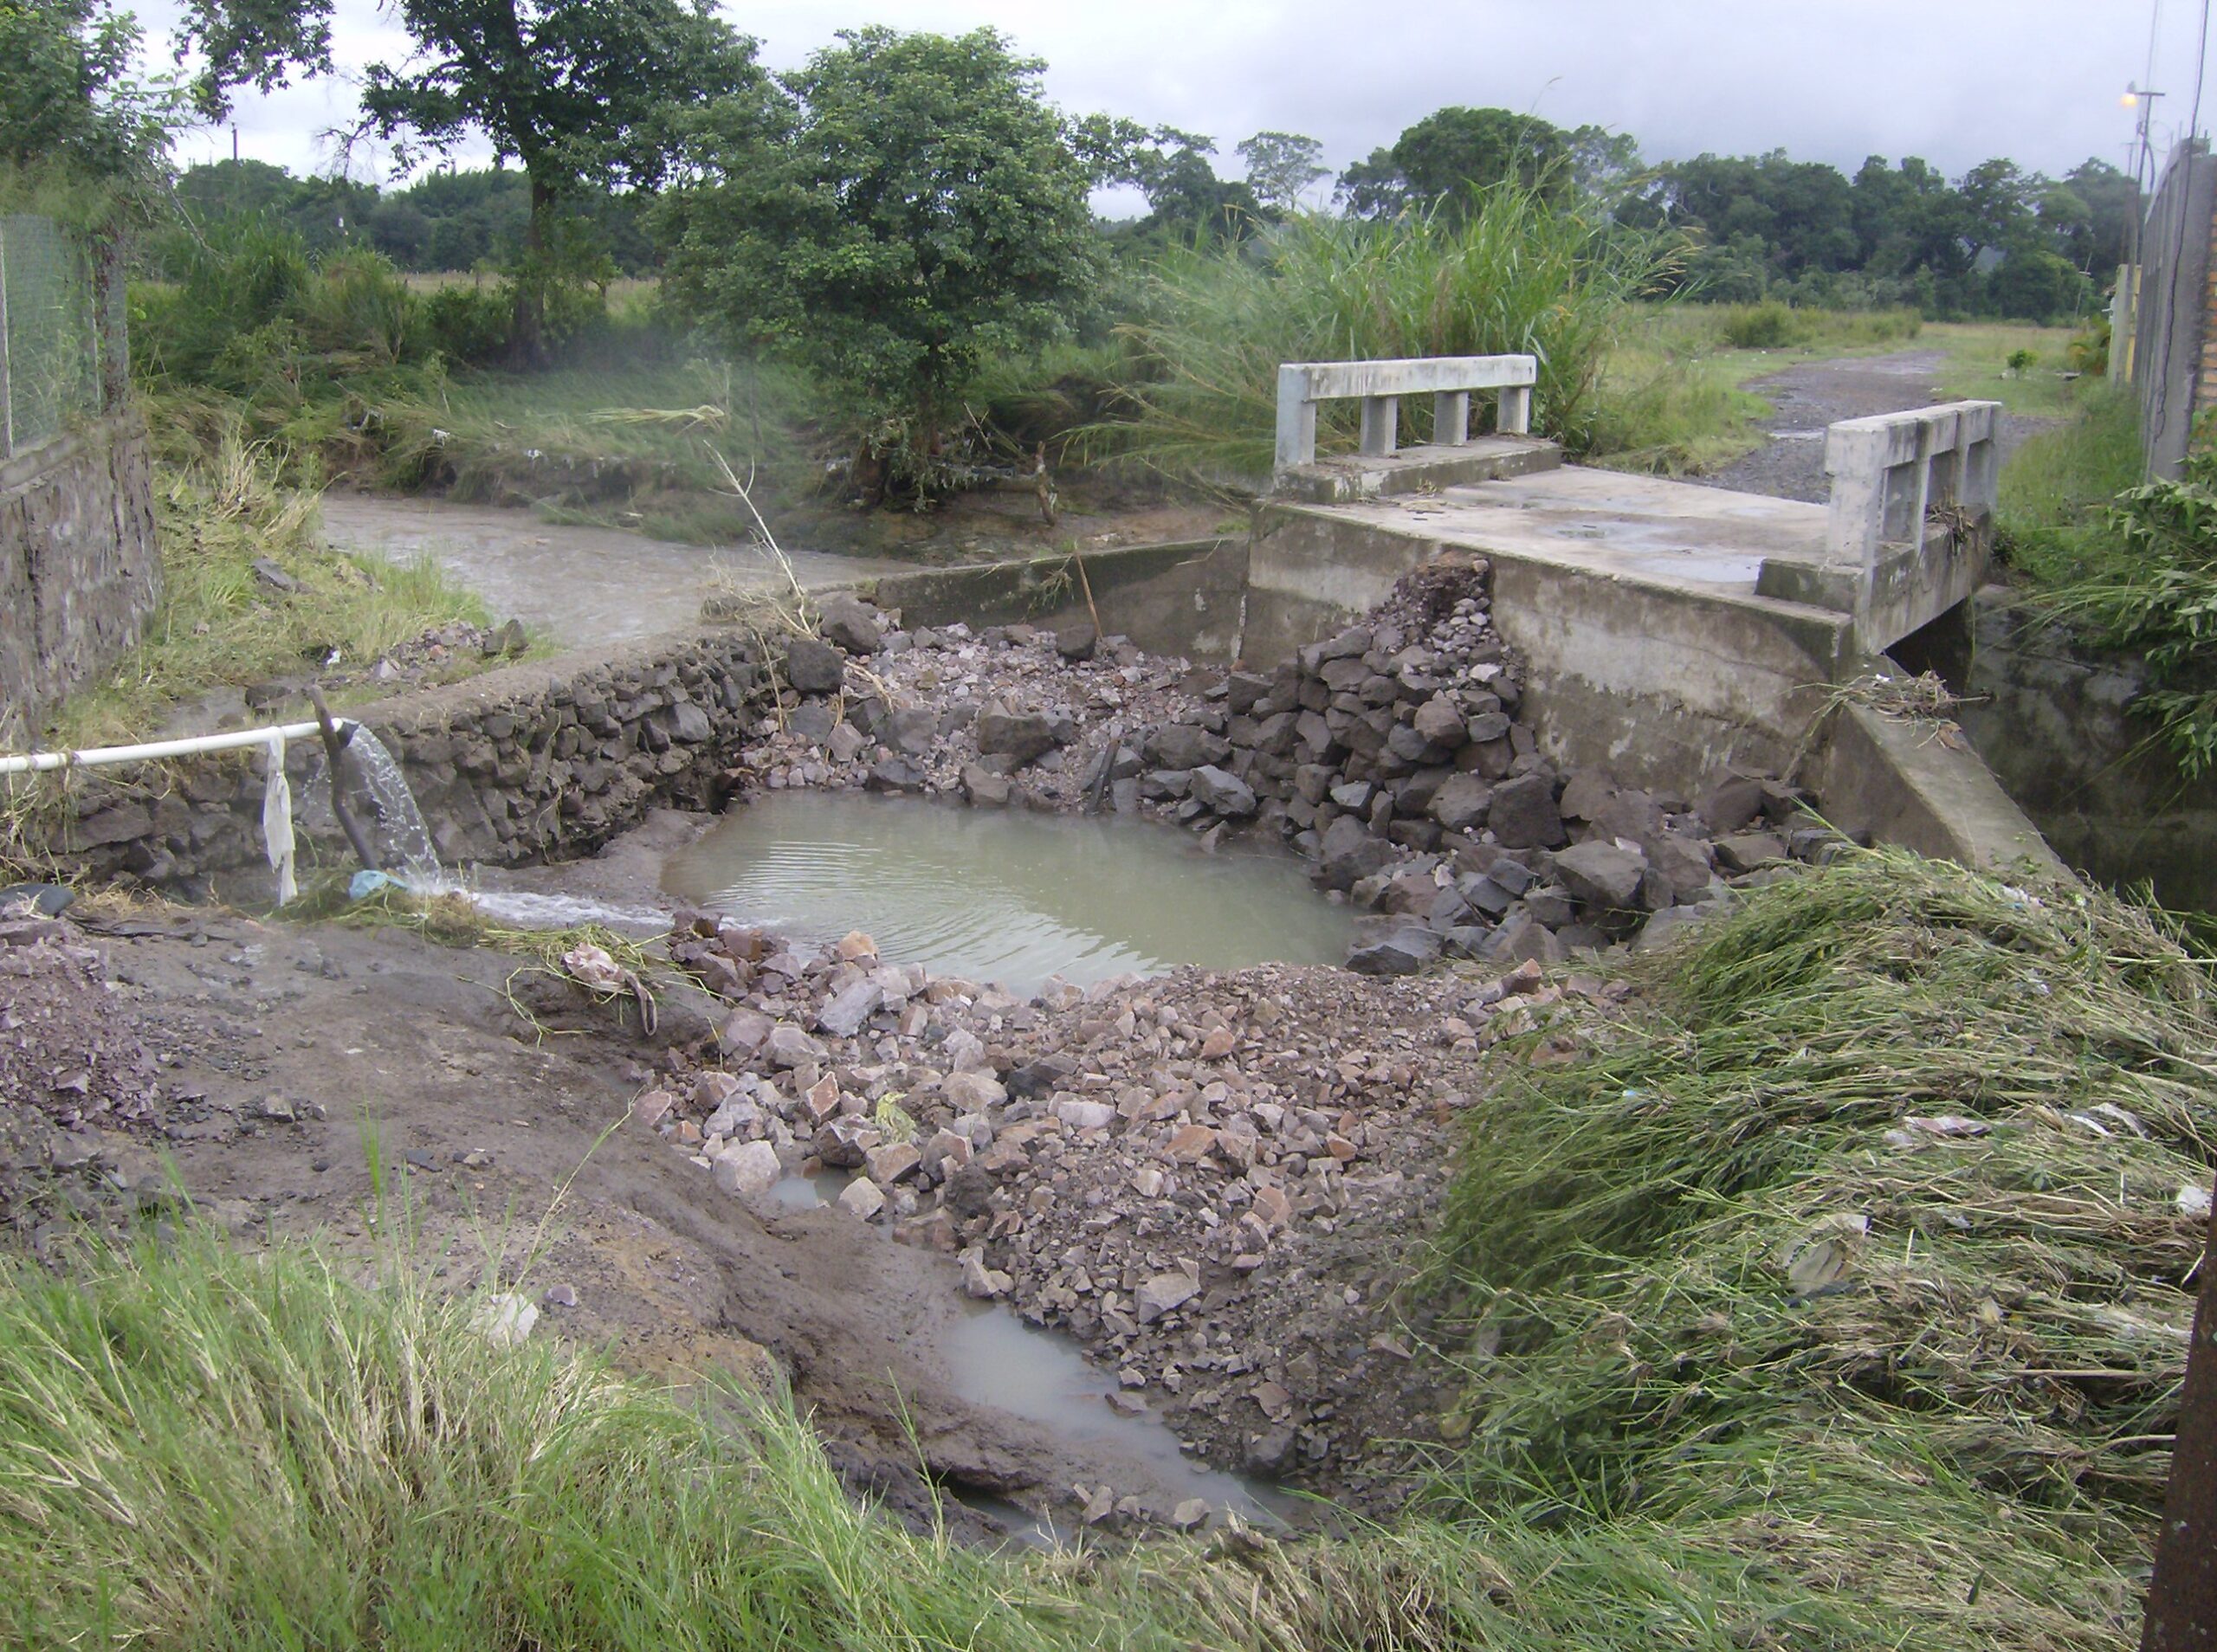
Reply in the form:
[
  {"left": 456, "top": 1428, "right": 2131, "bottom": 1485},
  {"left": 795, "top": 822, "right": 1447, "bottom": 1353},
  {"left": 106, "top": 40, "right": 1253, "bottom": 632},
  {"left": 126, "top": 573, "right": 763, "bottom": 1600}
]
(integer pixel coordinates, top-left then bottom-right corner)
[{"left": 662, "top": 791, "right": 1353, "bottom": 998}]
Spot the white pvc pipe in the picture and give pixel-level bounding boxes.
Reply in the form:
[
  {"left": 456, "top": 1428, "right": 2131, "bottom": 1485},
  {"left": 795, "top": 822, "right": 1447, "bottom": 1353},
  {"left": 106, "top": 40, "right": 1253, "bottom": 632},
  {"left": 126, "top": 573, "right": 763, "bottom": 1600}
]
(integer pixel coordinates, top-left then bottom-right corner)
[{"left": 0, "top": 717, "right": 359, "bottom": 775}]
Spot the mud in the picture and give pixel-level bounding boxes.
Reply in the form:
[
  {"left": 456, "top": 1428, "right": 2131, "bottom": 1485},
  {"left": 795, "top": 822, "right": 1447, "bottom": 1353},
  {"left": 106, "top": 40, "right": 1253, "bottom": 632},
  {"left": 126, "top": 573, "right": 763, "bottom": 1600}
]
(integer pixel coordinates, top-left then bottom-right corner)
[{"left": 0, "top": 909, "right": 1302, "bottom": 1545}]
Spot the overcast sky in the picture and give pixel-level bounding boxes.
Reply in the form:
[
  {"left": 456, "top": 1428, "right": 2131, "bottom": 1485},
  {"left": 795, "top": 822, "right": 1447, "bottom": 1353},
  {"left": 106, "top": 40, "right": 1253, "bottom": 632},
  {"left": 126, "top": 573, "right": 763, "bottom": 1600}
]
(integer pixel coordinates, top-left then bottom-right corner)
[{"left": 139, "top": 0, "right": 2217, "bottom": 206}]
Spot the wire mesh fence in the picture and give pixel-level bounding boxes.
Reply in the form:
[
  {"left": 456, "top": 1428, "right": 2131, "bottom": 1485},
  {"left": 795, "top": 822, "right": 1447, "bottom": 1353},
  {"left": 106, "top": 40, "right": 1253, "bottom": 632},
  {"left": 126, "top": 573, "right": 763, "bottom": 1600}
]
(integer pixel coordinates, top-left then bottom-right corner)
[{"left": 0, "top": 214, "right": 124, "bottom": 461}]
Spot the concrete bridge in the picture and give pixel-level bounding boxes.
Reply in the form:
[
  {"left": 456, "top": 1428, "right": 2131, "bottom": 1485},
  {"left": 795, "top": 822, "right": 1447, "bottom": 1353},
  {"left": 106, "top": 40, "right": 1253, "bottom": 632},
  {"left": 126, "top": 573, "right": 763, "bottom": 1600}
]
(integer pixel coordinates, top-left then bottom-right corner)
[{"left": 868, "top": 352, "right": 2052, "bottom": 877}]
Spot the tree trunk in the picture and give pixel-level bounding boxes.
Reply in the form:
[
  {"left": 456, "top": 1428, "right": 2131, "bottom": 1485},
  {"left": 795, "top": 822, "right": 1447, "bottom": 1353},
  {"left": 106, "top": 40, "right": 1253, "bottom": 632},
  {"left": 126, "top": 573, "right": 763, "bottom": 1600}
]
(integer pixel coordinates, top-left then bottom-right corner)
[{"left": 509, "top": 171, "right": 553, "bottom": 369}]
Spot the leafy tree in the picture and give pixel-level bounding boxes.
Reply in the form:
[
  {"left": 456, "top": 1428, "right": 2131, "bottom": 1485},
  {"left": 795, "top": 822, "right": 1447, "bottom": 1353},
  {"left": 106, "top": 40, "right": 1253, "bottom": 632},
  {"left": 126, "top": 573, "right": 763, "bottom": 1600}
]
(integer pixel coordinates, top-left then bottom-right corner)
[
  {"left": 658, "top": 27, "right": 1099, "bottom": 481},
  {"left": 0, "top": 0, "right": 178, "bottom": 185},
  {"left": 1955, "top": 158, "right": 2039, "bottom": 261},
  {"left": 177, "top": 0, "right": 759, "bottom": 359},
  {"left": 2059, "top": 158, "right": 2138, "bottom": 273},
  {"left": 1237, "top": 130, "right": 1327, "bottom": 211},
  {"left": 1338, "top": 106, "right": 1571, "bottom": 217}
]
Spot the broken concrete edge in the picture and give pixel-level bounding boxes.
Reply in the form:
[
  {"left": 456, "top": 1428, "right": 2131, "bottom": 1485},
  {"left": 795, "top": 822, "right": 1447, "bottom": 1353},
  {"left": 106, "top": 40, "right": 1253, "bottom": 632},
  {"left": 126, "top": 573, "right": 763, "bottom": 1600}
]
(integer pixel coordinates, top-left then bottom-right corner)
[{"left": 1802, "top": 693, "right": 2065, "bottom": 879}]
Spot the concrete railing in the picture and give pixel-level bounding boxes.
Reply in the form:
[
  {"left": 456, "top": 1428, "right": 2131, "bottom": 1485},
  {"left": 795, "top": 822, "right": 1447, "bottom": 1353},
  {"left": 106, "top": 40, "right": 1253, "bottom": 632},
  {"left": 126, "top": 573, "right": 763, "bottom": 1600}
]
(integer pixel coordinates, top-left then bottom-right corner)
[
  {"left": 1275, "top": 354, "right": 1537, "bottom": 474},
  {"left": 1823, "top": 400, "right": 2001, "bottom": 571}
]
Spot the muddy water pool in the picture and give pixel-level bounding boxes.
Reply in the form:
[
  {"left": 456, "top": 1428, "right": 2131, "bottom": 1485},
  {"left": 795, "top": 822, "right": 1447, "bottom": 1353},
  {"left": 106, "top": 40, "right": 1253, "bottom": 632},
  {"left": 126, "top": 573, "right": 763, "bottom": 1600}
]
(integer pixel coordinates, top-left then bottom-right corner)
[{"left": 662, "top": 791, "right": 1352, "bottom": 997}]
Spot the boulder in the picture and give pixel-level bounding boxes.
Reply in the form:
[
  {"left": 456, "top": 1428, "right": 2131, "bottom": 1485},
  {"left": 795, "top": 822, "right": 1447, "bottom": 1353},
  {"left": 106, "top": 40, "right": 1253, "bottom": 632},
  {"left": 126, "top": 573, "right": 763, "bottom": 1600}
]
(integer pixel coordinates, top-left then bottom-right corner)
[
  {"left": 977, "top": 704, "right": 1060, "bottom": 766},
  {"left": 960, "top": 764, "right": 1012, "bottom": 806},
  {"left": 1488, "top": 771, "right": 1566, "bottom": 849},
  {"left": 815, "top": 591, "right": 885, "bottom": 655},
  {"left": 1553, "top": 841, "right": 1649, "bottom": 911},
  {"left": 816, "top": 979, "right": 884, "bottom": 1037},
  {"left": 1316, "top": 814, "right": 1392, "bottom": 890},
  {"left": 1188, "top": 765, "right": 1257, "bottom": 816},
  {"left": 1145, "top": 723, "right": 1232, "bottom": 771},
  {"left": 784, "top": 637, "right": 847, "bottom": 694},
  {"left": 1714, "top": 831, "right": 1789, "bottom": 874},
  {"left": 1427, "top": 772, "right": 1491, "bottom": 832},
  {"left": 1054, "top": 618, "right": 1099, "bottom": 661},
  {"left": 712, "top": 1140, "right": 781, "bottom": 1200},
  {"left": 1557, "top": 769, "right": 1616, "bottom": 823},
  {"left": 1136, "top": 1272, "right": 1199, "bottom": 1324},
  {"left": 838, "top": 1178, "right": 888, "bottom": 1220},
  {"left": 864, "top": 757, "right": 926, "bottom": 792},
  {"left": 1346, "top": 924, "right": 1443, "bottom": 976},
  {"left": 1412, "top": 695, "right": 1467, "bottom": 747},
  {"left": 1697, "top": 777, "right": 1768, "bottom": 835}
]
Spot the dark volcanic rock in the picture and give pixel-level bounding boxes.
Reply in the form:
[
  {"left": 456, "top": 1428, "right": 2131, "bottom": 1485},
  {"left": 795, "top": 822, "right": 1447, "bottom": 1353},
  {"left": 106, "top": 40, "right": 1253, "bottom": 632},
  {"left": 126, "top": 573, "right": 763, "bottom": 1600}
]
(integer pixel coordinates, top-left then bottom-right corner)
[
  {"left": 1552, "top": 841, "right": 1649, "bottom": 910},
  {"left": 1487, "top": 771, "right": 1565, "bottom": 849},
  {"left": 1145, "top": 723, "right": 1233, "bottom": 771},
  {"left": 815, "top": 592, "right": 885, "bottom": 655},
  {"left": 1188, "top": 765, "right": 1257, "bottom": 816},
  {"left": 976, "top": 705, "right": 1060, "bottom": 766},
  {"left": 784, "top": 638, "right": 848, "bottom": 694}
]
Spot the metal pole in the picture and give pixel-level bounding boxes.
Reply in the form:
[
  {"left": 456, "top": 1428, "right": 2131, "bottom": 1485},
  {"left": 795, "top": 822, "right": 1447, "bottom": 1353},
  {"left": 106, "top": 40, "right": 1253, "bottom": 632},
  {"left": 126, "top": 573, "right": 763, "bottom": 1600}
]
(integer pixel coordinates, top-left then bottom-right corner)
[{"left": 2143, "top": 1182, "right": 2217, "bottom": 1650}]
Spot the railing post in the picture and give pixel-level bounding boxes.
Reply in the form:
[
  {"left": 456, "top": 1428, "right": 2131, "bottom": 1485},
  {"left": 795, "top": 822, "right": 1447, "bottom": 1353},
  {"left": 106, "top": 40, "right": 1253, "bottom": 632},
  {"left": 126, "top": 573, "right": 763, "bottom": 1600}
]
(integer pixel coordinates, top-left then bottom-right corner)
[
  {"left": 1359, "top": 395, "right": 1399, "bottom": 457},
  {"left": 1433, "top": 389, "right": 1470, "bottom": 447},
  {"left": 1275, "top": 365, "right": 1317, "bottom": 473}
]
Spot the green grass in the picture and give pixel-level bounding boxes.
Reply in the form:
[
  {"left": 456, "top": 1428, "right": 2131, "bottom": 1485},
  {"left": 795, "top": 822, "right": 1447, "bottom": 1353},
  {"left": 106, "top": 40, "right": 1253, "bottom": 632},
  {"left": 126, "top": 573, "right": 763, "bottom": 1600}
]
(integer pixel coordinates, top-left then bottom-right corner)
[
  {"left": 1587, "top": 302, "right": 1923, "bottom": 474},
  {"left": 1929, "top": 319, "right": 2089, "bottom": 416},
  {"left": 1998, "top": 384, "right": 2144, "bottom": 585},
  {"left": 1094, "top": 185, "right": 1677, "bottom": 487},
  {"left": 48, "top": 425, "right": 493, "bottom": 747},
  {"left": 1426, "top": 848, "right": 2213, "bottom": 1648}
]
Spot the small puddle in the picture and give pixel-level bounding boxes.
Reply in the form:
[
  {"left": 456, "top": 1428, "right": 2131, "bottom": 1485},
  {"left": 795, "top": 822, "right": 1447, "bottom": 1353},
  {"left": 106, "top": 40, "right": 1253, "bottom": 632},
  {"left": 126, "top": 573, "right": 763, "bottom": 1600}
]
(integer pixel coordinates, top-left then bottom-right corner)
[
  {"left": 940, "top": 1300, "right": 1302, "bottom": 1533},
  {"left": 662, "top": 791, "right": 1352, "bottom": 997},
  {"left": 771, "top": 1171, "right": 1296, "bottom": 1536}
]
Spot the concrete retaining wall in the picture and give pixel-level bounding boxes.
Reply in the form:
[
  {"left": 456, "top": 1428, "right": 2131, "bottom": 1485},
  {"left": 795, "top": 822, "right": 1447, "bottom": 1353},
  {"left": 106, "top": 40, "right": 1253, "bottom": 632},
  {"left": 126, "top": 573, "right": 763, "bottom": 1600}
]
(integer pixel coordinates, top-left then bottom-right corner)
[
  {"left": 0, "top": 415, "right": 160, "bottom": 745},
  {"left": 860, "top": 538, "right": 1249, "bottom": 662},
  {"left": 1247, "top": 503, "right": 1856, "bottom": 791}
]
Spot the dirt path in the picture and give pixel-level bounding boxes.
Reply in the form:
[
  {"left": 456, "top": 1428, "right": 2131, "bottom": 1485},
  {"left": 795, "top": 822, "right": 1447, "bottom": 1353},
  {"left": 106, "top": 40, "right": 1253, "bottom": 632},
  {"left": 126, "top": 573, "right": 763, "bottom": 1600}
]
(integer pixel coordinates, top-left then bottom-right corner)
[
  {"left": 1700, "top": 348, "right": 2049, "bottom": 501},
  {"left": 321, "top": 494, "right": 912, "bottom": 651}
]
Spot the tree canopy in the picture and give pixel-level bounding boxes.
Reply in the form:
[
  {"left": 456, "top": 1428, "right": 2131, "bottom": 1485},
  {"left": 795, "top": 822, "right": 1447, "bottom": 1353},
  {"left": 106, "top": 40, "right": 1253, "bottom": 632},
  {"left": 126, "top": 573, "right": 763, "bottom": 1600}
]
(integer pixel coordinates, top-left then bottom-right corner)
[
  {"left": 177, "top": 0, "right": 757, "bottom": 357},
  {"left": 658, "top": 27, "right": 1100, "bottom": 465},
  {"left": 0, "top": 0, "right": 178, "bottom": 190}
]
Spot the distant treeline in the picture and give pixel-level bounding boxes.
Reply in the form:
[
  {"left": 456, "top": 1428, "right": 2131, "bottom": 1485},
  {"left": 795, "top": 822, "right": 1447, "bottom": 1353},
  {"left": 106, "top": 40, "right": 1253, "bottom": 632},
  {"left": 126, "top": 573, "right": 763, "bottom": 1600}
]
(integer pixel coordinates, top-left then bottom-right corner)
[
  {"left": 165, "top": 101, "right": 2128, "bottom": 326},
  {"left": 163, "top": 159, "right": 656, "bottom": 278}
]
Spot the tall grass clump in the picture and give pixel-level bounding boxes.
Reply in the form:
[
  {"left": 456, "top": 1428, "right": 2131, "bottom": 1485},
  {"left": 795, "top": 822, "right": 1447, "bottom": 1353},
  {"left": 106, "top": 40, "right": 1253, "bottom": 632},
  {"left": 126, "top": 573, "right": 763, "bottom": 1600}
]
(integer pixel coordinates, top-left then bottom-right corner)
[
  {"left": 1098, "top": 180, "right": 1675, "bottom": 485},
  {"left": 0, "top": 1229, "right": 1539, "bottom": 1650},
  {"left": 1425, "top": 849, "right": 2214, "bottom": 1647}
]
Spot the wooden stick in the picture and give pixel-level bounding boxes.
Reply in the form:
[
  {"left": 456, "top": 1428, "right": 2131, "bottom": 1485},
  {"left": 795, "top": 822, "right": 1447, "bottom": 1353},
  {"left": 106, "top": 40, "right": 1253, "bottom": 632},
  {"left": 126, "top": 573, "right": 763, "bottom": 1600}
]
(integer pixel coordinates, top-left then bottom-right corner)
[{"left": 307, "top": 687, "right": 382, "bottom": 874}]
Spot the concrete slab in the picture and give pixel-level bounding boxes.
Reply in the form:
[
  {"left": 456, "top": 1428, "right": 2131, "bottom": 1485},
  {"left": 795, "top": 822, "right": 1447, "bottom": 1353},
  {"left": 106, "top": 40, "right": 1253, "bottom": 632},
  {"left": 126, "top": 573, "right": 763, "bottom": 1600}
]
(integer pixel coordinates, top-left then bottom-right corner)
[{"left": 1294, "top": 463, "right": 1840, "bottom": 597}]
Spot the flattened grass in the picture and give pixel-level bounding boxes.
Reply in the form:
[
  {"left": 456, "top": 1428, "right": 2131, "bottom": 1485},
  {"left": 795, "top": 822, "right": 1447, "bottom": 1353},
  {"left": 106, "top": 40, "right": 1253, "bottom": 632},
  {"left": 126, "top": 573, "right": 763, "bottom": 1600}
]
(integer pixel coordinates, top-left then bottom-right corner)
[{"left": 1430, "top": 849, "right": 2214, "bottom": 1649}]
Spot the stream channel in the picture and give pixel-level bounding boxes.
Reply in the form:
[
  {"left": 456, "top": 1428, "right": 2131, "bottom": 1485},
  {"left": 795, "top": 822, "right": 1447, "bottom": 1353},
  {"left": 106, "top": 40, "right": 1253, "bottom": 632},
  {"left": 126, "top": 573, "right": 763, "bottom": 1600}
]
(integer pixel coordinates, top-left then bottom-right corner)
[
  {"left": 361, "top": 771, "right": 1343, "bottom": 1538},
  {"left": 663, "top": 791, "right": 1343, "bottom": 1537}
]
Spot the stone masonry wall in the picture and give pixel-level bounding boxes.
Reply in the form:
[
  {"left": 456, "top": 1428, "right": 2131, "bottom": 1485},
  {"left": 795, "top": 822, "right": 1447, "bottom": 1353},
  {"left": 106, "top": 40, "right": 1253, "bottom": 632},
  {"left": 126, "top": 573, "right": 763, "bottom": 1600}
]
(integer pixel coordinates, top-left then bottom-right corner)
[
  {"left": 23, "top": 628, "right": 769, "bottom": 900},
  {"left": 0, "top": 415, "right": 160, "bottom": 745},
  {"left": 1959, "top": 590, "right": 2217, "bottom": 913}
]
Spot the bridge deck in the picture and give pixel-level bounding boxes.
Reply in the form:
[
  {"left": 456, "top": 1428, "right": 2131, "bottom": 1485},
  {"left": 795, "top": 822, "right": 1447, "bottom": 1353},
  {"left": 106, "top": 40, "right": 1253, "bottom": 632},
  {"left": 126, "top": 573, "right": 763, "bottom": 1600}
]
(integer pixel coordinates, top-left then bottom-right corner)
[{"left": 1292, "top": 463, "right": 1843, "bottom": 606}]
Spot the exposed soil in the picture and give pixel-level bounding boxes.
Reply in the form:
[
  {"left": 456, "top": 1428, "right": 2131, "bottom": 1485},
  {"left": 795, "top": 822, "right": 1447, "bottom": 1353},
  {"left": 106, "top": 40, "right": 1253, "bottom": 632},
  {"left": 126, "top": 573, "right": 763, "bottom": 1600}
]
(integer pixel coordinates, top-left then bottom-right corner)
[
  {"left": 0, "top": 905, "right": 1341, "bottom": 1545},
  {"left": 1700, "top": 348, "right": 2050, "bottom": 501}
]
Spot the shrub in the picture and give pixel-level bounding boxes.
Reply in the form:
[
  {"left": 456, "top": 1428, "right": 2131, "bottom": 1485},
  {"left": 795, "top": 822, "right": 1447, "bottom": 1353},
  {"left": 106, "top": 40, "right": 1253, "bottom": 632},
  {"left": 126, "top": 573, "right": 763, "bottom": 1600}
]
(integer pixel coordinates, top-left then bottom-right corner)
[{"left": 1717, "top": 298, "right": 1803, "bottom": 348}]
